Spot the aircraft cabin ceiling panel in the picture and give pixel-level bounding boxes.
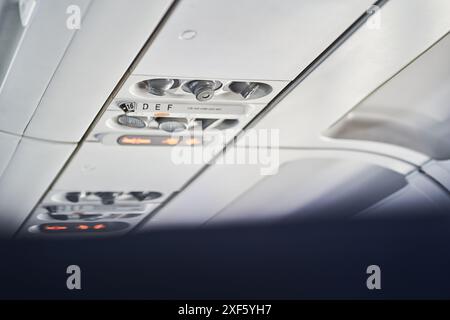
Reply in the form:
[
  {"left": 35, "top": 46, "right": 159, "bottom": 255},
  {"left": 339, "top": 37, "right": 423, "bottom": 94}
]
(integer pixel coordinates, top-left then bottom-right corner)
[
  {"left": 52, "top": 143, "right": 203, "bottom": 194},
  {"left": 133, "top": 0, "right": 375, "bottom": 80},
  {"left": 207, "top": 163, "right": 450, "bottom": 226},
  {"left": 0, "top": 0, "right": 91, "bottom": 136},
  {"left": 243, "top": 0, "right": 450, "bottom": 166},
  {"left": 422, "top": 160, "right": 450, "bottom": 193},
  {"left": 22, "top": 0, "right": 173, "bottom": 142},
  {"left": 139, "top": 148, "right": 417, "bottom": 230},
  {"left": 0, "top": 131, "right": 20, "bottom": 178},
  {"left": 0, "top": 138, "right": 75, "bottom": 238},
  {"left": 205, "top": 158, "right": 408, "bottom": 225},
  {"left": 326, "top": 32, "right": 450, "bottom": 160},
  {"left": 355, "top": 171, "right": 450, "bottom": 219},
  {"left": 6, "top": 0, "right": 450, "bottom": 238}
]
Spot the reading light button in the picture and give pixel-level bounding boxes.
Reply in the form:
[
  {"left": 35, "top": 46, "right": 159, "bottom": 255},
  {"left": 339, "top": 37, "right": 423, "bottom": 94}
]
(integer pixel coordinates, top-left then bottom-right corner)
[
  {"left": 157, "top": 118, "right": 188, "bottom": 133},
  {"left": 117, "top": 115, "right": 147, "bottom": 128}
]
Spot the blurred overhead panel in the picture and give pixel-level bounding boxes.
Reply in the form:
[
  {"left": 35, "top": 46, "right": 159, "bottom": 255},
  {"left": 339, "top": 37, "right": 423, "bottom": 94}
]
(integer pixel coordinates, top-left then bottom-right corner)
[{"left": 326, "top": 32, "right": 450, "bottom": 160}]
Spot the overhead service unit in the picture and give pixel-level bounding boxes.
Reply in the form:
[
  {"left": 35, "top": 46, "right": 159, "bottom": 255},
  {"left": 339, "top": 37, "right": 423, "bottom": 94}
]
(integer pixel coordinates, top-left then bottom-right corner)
[{"left": 17, "top": 0, "right": 376, "bottom": 237}]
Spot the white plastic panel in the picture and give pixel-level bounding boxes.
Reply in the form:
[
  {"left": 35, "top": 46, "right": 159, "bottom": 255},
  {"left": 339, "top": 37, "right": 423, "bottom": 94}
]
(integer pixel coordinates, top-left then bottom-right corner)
[
  {"left": 356, "top": 171, "right": 450, "bottom": 219},
  {"left": 0, "top": 0, "right": 31, "bottom": 89},
  {"left": 325, "top": 32, "right": 450, "bottom": 160},
  {"left": 422, "top": 160, "right": 450, "bottom": 192},
  {"left": 53, "top": 142, "right": 204, "bottom": 196},
  {"left": 138, "top": 148, "right": 416, "bottom": 231},
  {"left": 23, "top": 0, "right": 173, "bottom": 142},
  {"left": 243, "top": 0, "right": 450, "bottom": 166},
  {"left": 0, "top": 0, "right": 91, "bottom": 135},
  {"left": 134, "top": 0, "right": 375, "bottom": 80},
  {"left": 0, "top": 131, "right": 20, "bottom": 178},
  {"left": 0, "top": 137, "right": 75, "bottom": 238},
  {"left": 206, "top": 158, "right": 407, "bottom": 225}
]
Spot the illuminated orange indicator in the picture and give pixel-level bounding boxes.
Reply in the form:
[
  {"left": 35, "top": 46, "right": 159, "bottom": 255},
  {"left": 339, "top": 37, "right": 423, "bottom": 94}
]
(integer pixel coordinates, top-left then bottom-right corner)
[
  {"left": 45, "top": 225, "right": 67, "bottom": 231},
  {"left": 93, "top": 224, "right": 106, "bottom": 230},
  {"left": 154, "top": 112, "right": 170, "bottom": 117},
  {"left": 118, "top": 136, "right": 152, "bottom": 145},
  {"left": 76, "top": 224, "right": 90, "bottom": 230},
  {"left": 184, "top": 138, "right": 201, "bottom": 146},
  {"left": 161, "top": 137, "right": 180, "bottom": 145}
]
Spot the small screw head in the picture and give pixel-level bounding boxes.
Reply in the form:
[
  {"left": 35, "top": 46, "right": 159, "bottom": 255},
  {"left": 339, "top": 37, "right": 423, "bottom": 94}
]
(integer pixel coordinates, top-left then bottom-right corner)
[{"left": 179, "top": 29, "right": 197, "bottom": 40}]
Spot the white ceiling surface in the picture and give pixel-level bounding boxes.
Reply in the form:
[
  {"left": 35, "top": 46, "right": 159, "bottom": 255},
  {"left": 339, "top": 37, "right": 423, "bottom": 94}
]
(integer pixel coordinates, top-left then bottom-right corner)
[
  {"left": 209, "top": 162, "right": 450, "bottom": 226},
  {"left": 241, "top": 0, "right": 450, "bottom": 166},
  {"left": 0, "top": 0, "right": 91, "bottom": 136},
  {"left": 133, "top": 0, "right": 375, "bottom": 80},
  {"left": 53, "top": 143, "right": 204, "bottom": 196},
  {"left": 0, "top": 138, "right": 75, "bottom": 238},
  {"left": 22, "top": 0, "right": 173, "bottom": 142},
  {"left": 139, "top": 148, "right": 417, "bottom": 230},
  {"left": 349, "top": 32, "right": 450, "bottom": 127},
  {"left": 0, "top": 131, "right": 20, "bottom": 178},
  {"left": 206, "top": 158, "right": 408, "bottom": 225}
]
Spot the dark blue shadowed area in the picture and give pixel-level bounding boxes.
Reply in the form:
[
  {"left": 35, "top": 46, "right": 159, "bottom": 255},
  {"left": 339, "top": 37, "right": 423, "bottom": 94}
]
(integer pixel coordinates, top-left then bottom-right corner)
[{"left": 0, "top": 212, "right": 449, "bottom": 299}]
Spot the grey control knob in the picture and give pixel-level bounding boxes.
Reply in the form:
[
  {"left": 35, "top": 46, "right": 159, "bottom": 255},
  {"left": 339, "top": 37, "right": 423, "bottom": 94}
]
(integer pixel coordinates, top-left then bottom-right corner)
[{"left": 183, "top": 80, "right": 222, "bottom": 102}]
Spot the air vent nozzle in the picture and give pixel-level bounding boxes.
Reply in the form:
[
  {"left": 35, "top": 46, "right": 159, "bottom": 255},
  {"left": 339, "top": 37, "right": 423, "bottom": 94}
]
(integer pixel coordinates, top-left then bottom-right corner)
[
  {"left": 183, "top": 80, "right": 222, "bottom": 102},
  {"left": 145, "top": 78, "right": 180, "bottom": 96},
  {"left": 228, "top": 81, "right": 272, "bottom": 100}
]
